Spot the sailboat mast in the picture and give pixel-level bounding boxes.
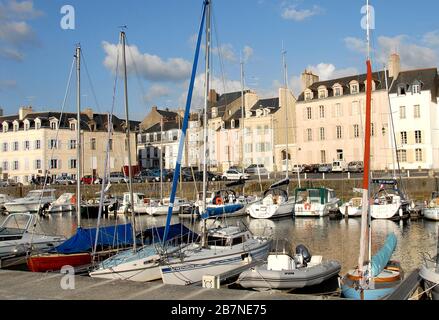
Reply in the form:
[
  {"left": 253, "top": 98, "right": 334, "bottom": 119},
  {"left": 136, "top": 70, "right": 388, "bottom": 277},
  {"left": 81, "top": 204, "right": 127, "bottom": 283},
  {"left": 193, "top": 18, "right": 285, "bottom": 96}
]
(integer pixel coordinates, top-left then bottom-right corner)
[
  {"left": 240, "top": 57, "right": 245, "bottom": 174},
  {"left": 75, "top": 45, "right": 81, "bottom": 228},
  {"left": 383, "top": 66, "right": 397, "bottom": 179},
  {"left": 160, "top": 118, "right": 164, "bottom": 201},
  {"left": 121, "top": 31, "right": 137, "bottom": 252},
  {"left": 358, "top": 0, "right": 372, "bottom": 276},
  {"left": 201, "top": 0, "right": 211, "bottom": 247},
  {"left": 282, "top": 48, "right": 289, "bottom": 180}
]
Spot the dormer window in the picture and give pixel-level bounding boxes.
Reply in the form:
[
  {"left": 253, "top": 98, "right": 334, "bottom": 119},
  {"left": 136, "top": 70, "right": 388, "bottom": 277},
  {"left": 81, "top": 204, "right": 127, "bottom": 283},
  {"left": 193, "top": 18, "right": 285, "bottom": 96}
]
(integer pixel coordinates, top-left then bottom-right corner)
[
  {"left": 412, "top": 84, "right": 421, "bottom": 94},
  {"left": 34, "top": 119, "right": 41, "bottom": 130},
  {"left": 256, "top": 109, "right": 263, "bottom": 117},
  {"left": 50, "top": 119, "right": 58, "bottom": 130},
  {"left": 24, "top": 120, "right": 30, "bottom": 131},
  {"left": 231, "top": 119, "right": 235, "bottom": 129},
  {"left": 350, "top": 83, "right": 359, "bottom": 94},
  {"left": 319, "top": 90, "right": 326, "bottom": 99},
  {"left": 333, "top": 84, "right": 343, "bottom": 97},
  {"left": 70, "top": 122, "right": 76, "bottom": 131},
  {"left": 221, "top": 121, "right": 225, "bottom": 130},
  {"left": 398, "top": 85, "right": 407, "bottom": 96},
  {"left": 13, "top": 121, "right": 19, "bottom": 132},
  {"left": 2, "top": 123, "right": 8, "bottom": 133},
  {"left": 305, "top": 91, "right": 312, "bottom": 101}
]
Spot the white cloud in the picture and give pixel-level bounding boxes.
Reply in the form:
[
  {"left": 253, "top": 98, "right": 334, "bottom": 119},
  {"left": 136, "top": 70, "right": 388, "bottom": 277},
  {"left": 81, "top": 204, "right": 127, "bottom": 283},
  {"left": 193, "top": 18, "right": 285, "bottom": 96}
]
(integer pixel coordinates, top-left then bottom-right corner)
[
  {"left": 345, "top": 34, "right": 438, "bottom": 69},
  {"left": 212, "top": 43, "right": 236, "bottom": 62},
  {"left": 102, "top": 41, "right": 192, "bottom": 82},
  {"left": 243, "top": 46, "right": 254, "bottom": 62},
  {"left": 6, "top": 0, "right": 43, "bottom": 19},
  {"left": 0, "top": 47, "right": 23, "bottom": 60},
  {"left": 0, "top": 21, "right": 35, "bottom": 44},
  {"left": 0, "top": 79, "right": 17, "bottom": 91},
  {"left": 423, "top": 30, "right": 439, "bottom": 47},
  {"left": 144, "top": 84, "right": 171, "bottom": 103},
  {"left": 281, "top": 4, "right": 324, "bottom": 21}
]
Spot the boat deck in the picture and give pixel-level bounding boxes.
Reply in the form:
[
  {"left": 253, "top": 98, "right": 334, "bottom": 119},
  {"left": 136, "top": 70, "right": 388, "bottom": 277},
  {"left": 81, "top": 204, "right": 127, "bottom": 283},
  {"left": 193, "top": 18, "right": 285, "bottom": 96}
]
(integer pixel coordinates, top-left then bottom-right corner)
[{"left": 0, "top": 269, "right": 341, "bottom": 300}]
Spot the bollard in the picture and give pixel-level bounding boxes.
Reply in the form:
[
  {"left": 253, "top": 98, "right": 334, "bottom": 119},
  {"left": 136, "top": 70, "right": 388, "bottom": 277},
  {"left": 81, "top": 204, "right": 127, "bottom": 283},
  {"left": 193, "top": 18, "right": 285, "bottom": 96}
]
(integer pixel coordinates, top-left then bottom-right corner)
[
  {"left": 323, "top": 173, "right": 325, "bottom": 180},
  {"left": 304, "top": 173, "right": 307, "bottom": 180},
  {"left": 407, "top": 170, "right": 410, "bottom": 178},
  {"left": 348, "top": 172, "right": 351, "bottom": 180}
]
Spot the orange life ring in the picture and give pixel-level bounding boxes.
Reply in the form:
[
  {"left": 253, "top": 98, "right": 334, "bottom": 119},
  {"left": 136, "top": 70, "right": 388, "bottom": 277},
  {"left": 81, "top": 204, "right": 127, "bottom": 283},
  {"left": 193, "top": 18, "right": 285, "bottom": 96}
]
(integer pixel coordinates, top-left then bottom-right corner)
[
  {"left": 71, "top": 195, "right": 76, "bottom": 204},
  {"left": 304, "top": 202, "right": 311, "bottom": 210},
  {"left": 215, "top": 197, "right": 224, "bottom": 205}
]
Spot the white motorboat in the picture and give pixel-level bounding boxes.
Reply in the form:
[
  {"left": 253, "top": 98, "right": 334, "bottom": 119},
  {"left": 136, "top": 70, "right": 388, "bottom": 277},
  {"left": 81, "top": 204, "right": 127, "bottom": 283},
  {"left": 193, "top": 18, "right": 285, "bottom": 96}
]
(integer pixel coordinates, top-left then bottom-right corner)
[
  {"left": 237, "top": 242, "right": 341, "bottom": 290},
  {"left": 146, "top": 197, "right": 191, "bottom": 216},
  {"left": 294, "top": 187, "right": 339, "bottom": 218},
  {"left": 160, "top": 225, "right": 271, "bottom": 286},
  {"left": 0, "top": 194, "right": 13, "bottom": 213},
  {"left": 117, "top": 192, "right": 150, "bottom": 215},
  {"left": 3, "top": 189, "right": 56, "bottom": 213},
  {"left": 0, "top": 213, "right": 65, "bottom": 267},
  {"left": 247, "top": 179, "right": 295, "bottom": 220},
  {"left": 422, "top": 192, "right": 439, "bottom": 221},
  {"left": 47, "top": 193, "right": 75, "bottom": 213},
  {"left": 370, "top": 179, "right": 410, "bottom": 221},
  {"left": 339, "top": 197, "right": 363, "bottom": 218},
  {"left": 420, "top": 253, "right": 439, "bottom": 300}
]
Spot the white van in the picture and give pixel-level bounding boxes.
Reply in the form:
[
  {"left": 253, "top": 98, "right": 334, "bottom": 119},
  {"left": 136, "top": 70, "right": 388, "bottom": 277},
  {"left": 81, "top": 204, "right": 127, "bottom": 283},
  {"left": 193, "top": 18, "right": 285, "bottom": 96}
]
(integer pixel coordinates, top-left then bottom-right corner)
[{"left": 332, "top": 160, "right": 348, "bottom": 173}]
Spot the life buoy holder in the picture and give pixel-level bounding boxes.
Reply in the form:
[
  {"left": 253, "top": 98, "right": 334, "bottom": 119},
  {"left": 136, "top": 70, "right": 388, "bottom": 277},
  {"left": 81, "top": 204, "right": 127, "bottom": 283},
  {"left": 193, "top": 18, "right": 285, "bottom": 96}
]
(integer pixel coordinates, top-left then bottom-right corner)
[
  {"left": 304, "top": 202, "right": 311, "bottom": 210},
  {"left": 215, "top": 197, "right": 224, "bottom": 205}
]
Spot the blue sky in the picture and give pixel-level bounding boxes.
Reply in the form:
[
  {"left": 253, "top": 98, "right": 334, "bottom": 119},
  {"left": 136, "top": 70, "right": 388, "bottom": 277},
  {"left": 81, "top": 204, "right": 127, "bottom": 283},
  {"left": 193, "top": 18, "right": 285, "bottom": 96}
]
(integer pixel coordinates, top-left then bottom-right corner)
[{"left": 1, "top": 0, "right": 438, "bottom": 121}]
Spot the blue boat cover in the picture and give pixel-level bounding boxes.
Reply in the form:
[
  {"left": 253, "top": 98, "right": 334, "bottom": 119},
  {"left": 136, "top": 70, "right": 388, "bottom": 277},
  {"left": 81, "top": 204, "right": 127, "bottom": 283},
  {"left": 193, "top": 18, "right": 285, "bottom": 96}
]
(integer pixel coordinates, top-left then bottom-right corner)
[
  {"left": 142, "top": 223, "right": 198, "bottom": 244},
  {"left": 371, "top": 233, "right": 397, "bottom": 277},
  {"left": 200, "top": 204, "right": 244, "bottom": 219},
  {"left": 52, "top": 224, "right": 134, "bottom": 254}
]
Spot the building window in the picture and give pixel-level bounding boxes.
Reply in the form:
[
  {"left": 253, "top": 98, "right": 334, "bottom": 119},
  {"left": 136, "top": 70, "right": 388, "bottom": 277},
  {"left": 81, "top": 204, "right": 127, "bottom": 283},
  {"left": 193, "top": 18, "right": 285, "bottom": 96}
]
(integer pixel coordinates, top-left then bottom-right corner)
[
  {"left": 50, "top": 121, "right": 57, "bottom": 130},
  {"left": 125, "top": 139, "right": 129, "bottom": 151},
  {"left": 398, "top": 85, "right": 406, "bottom": 95},
  {"left": 49, "top": 139, "right": 58, "bottom": 149},
  {"left": 2, "top": 142, "right": 7, "bottom": 152},
  {"left": 412, "top": 85, "right": 421, "bottom": 94},
  {"left": 371, "top": 123, "right": 375, "bottom": 137},
  {"left": 245, "top": 127, "right": 251, "bottom": 136},
  {"left": 2, "top": 161, "right": 8, "bottom": 171},
  {"left": 354, "top": 125, "right": 360, "bottom": 138},
  {"left": 306, "top": 107, "right": 312, "bottom": 120},
  {"left": 231, "top": 120, "right": 235, "bottom": 129},
  {"left": 319, "top": 90, "right": 326, "bottom": 99},
  {"left": 351, "top": 84, "right": 358, "bottom": 94},
  {"left": 35, "top": 121, "right": 41, "bottom": 130},
  {"left": 90, "top": 138, "right": 96, "bottom": 150},
  {"left": 13, "top": 161, "right": 19, "bottom": 170},
  {"left": 35, "top": 140, "right": 41, "bottom": 150},
  {"left": 244, "top": 143, "right": 252, "bottom": 153},
  {"left": 49, "top": 159, "right": 58, "bottom": 169},
  {"left": 320, "top": 150, "right": 326, "bottom": 163},
  {"left": 352, "top": 101, "right": 360, "bottom": 115},
  {"left": 400, "top": 106, "right": 406, "bottom": 119},
  {"left": 319, "top": 127, "right": 325, "bottom": 141},
  {"left": 307, "top": 128, "right": 313, "bottom": 142},
  {"left": 264, "top": 125, "right": 269, "bottom": 135},
  {"left": 319, "top": 105, "right": 325, "bottom": 118},
  {"left": 400, "top": 131, "right": 407, "bottom": 144},
  {"left": 415, "top": 149, "right": 423, "bottom": 162},
  {"left": 69, "top": 159, "right": 77, "bottom": 169},
  {"left": 2, "top": 124, "right": 8, "bottom": 133},
  {"left": 24, "top": 122, "right": 29, "bottom": 131},
  {"left": 70, "top": 123, "right": 76, "bottom": 131},
  {"left": 334, "top": 87, "right": 342, "bottom": 97},
  {"left": 305, "top": 92, "right": 312, "bottom": 101},
  {"left": 335, "top": 103, "right": 343, "bottom": 117},
  {"left": 109, "top": 139, "right": 113, "bottom": 151},
  {"left": 397, "top": 150, "right": 407, "bottom": 162},
  {"left": 336, "top": 126, "right": 343, "bottom": 139},
  {"left": 414, "top": 105, "right": 421, "bottom": 118},
  {"left": 13, "top": 123, "right": 18, "bottom": 132},
  {"left": 24, "top": 141, "right": 30, "bottom": 150},
  {"left": 69, "top": 140, "right": 76, "bottom": 150},
  {"left": 337, "top": 149, "right": 344, "bottom": 161},
  {"left": 13, "top": 141, "right": 19, "bottom": 151},
  {"left": 415, "top": 130, "right": 422, "bottom": 144},
  {"left": 35, "top": 159, "right": 41, "bottom": 170}
]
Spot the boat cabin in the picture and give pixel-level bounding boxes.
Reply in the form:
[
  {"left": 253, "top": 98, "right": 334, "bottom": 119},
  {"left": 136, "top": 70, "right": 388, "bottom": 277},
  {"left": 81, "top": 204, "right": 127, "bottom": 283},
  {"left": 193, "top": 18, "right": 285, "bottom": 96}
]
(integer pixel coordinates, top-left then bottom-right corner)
[
  {"left": 206, "top": 226, "right": 252, "bottom": 248},
  {"left": 294, "top": 188, "right": 337, "bottom": 205},
  {"left": 199, "top": 190, "right": 237, "bottom": 205},
  {"left": 0, "top": 213, "right": 34, "bottom": 241},
  {"left": 122, "top": 192, "right": 148, "bottom": 205},
  {"left": 372, "top": 179, "right": 406, "bottom": 205},
  {"left": 24, "top": 189, "right": 56, "bottom": 200}
]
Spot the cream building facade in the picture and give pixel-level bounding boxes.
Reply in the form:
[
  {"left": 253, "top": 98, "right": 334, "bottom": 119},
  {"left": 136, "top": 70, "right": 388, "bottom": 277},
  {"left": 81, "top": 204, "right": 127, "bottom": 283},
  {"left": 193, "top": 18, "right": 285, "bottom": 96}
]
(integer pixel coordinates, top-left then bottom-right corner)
[{"left": 0, "top": 107, "right": 138, "bottom": 184}]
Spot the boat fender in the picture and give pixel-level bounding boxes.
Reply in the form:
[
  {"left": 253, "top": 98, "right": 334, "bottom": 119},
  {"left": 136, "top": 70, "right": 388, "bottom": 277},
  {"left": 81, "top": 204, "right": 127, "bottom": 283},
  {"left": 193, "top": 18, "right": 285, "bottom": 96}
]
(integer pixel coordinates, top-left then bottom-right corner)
[{"left": 296, "top": 244, "right": 312, "bottom": 264}]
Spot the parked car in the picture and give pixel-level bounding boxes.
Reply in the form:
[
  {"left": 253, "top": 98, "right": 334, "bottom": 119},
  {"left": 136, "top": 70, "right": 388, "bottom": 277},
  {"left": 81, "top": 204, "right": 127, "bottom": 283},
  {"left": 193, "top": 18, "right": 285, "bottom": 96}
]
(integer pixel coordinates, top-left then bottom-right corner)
[
  {"left": 303, "top": 164, "right": 319, "bottom": 173},
  {"left": 332, "top": 160, "right": 348, "bottom": 173},
  {"left": 348, "top": 161, "right": 364, "bottom": 173},
  {"left": 0, "top": 179, "right": 20, "bottom": 187},
  {"left": 318, "top": 163, "right": 332, "bottom": 173},
  {"left": 292, "top": 164, "right": 304, "bottom": 173},
  {"left": 108, "top": 172, "right": 128, "bottom": 184},
  {"left": 81, "top": 175, "right": 101, "bottom": 185},
  {"left": 222, "top": 169, "right": 250, "bottom": 181},
  {"left": 193, "top": 171, "right": 222, "bottom": 181},
  {"left": 54, "top": 175, "right": 76, "bottom": 185},
  {"left": 245, "top": 164, "right": 268, "bottom": 176}
]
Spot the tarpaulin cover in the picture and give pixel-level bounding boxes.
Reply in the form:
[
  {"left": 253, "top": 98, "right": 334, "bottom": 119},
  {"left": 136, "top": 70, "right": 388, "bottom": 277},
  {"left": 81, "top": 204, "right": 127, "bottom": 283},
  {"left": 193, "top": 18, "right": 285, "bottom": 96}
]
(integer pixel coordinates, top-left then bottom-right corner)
[
  {"left": 142, "top": 223, "right": 198, "bottom": 244},
  {"left": 200, "top": 204, "right": 244, "bottom": 219}
]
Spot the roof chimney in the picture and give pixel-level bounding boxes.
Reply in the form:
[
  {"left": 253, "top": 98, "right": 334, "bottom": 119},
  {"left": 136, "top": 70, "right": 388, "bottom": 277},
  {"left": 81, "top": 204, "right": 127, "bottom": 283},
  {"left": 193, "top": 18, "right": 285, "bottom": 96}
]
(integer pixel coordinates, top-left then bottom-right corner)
[
  {"left": 209, "top": 89, "right": 218, "bottom": 103},
  {"left": 301, "top": 69, "right": 319, "bottom": 91},
  {"left": 82, "top": 107, "right": 94, "bottom": 120},
  {"left": 388, "top": 53, "right": 401, "bottom": 79},
  {"left": 19, "top": 106, "right": 33, "bottom": 120},
  {"left": 152, "top": 105, "right": 158, "bottom": 112}
]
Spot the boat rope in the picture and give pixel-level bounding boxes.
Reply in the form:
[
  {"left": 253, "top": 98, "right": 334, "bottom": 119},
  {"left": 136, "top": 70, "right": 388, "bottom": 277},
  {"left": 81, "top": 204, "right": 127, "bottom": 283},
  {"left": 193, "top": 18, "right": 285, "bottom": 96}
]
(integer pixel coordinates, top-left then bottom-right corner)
[
  {"left": 29, "top": 56, "right": 76, "bottom": 247},
  {"left": 408, "top": 279, "right": 439, "bottom": 300}
]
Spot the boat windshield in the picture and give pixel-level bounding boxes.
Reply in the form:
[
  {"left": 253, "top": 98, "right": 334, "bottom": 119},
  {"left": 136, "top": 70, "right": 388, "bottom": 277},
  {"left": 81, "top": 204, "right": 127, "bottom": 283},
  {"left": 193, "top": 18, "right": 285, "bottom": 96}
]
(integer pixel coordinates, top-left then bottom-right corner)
[
  {"left": 207, "top": 235, "right": 228, "bottom": 247},
  {"left": 0, "top": 214, "right": 32, "bottom": 236},
  {"left": 296, "top": 189, "right": 322, "bottom": 204}
]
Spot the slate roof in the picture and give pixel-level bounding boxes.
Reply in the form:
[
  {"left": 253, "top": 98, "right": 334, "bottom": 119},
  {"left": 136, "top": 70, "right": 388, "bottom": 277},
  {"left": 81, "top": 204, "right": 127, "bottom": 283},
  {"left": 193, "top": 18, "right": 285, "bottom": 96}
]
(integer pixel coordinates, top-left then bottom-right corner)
[
  {"left": 250, "top": 97, "right": 280, "bottom": 112},
  {"left": 389, "top": 68, "right": 438, "bottom": 97},
  {"left": 142, "top": 121, "right": 180, "bottom": 133}
]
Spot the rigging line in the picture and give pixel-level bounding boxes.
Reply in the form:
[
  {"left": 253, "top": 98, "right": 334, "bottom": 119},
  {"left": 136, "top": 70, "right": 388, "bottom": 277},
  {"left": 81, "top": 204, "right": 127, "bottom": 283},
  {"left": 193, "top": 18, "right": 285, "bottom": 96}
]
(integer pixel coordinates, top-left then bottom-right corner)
[
  {"left": 92, "top": 37, "right": 121, "bottom": 259},
  {"left": 30, "top": 56, "right": 76, "bottom": 239},
  {"left": 211, "top": 7, "right": 229, "bottom": 101},
  {"left": 80, "top": 50, "right": 102, "bottom": 113},
  {"left": 125, "top": 36, "right": 148, "bottom": 108}
]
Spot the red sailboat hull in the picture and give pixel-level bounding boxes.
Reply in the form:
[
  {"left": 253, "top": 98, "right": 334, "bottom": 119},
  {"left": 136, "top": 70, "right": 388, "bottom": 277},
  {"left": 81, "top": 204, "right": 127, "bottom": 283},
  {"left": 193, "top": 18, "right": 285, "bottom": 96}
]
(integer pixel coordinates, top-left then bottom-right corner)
[{"left": 27, "top": 253, "right": 92, "bottom": 272}]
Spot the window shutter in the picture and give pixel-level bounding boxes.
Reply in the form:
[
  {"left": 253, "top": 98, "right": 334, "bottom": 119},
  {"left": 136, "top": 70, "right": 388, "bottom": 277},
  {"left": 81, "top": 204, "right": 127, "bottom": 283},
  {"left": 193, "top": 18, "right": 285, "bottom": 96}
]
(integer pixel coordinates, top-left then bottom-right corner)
[{"left": 58, "top": 159, "right": 61, "bottom": 169}]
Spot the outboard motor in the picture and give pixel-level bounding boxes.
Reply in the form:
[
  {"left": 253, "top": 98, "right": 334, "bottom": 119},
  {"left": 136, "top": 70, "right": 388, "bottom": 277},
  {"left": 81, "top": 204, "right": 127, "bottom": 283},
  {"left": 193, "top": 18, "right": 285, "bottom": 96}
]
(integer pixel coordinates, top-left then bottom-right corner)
[{"left": 295, "top": 245, "right": 312, "bottom": 266}]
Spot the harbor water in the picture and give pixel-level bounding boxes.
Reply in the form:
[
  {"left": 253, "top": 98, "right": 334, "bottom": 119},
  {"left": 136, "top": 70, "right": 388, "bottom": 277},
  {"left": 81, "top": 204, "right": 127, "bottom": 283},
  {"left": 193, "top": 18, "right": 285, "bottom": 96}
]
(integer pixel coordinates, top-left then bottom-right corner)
[{"left": 1, "top": 212, "right": 437, "bottom": 275}]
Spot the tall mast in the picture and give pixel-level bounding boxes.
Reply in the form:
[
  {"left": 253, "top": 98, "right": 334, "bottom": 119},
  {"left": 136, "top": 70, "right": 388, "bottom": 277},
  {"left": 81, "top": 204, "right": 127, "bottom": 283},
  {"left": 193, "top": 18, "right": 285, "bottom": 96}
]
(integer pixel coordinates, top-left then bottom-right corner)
[
  {"left": 75, "top": 45, "right": 81, "bottom": 228},
  {"left": 384, "top": 66, "right": 397, "bottom": 179},
  {"left": 240, "top": 56, "right": 245, "bottom": 174},
  {"left": 160, "top": 118, "right": 164, "bottom": 201},
  {"left": 282, "top": 47, "right": 290, "bottom": 180},
  {"left": 201, "top": 0, "right": 211, "bottom": 248},
  {"left": 358, "top": 0, "right": 372, "bottom": 278},
  {"left": 121, "top": 31, "right": 137, "bottom": 252}
]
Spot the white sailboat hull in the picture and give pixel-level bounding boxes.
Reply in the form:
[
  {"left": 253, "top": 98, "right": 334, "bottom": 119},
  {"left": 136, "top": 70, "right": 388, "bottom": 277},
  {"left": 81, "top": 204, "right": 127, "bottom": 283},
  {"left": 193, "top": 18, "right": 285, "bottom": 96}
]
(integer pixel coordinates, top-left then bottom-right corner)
[
  {"left": 247, "top": 200, "right": 294, "bottom": 219},
  {"left": 339, "top": 204, "right": 362, "bottom": 217},
  {"left": 370, "top": 202, "right": 409, "bottom": 220},
  {"left": 423, "top": 208, "right": 439, "bottom": 221},
  {"left": 160, "top": 239, "right": 271, "bottom": 286},
  {"left": 4, "top": 201, "right": 51, "bottom": 213},
  {"left": 0, "top": 234, "right": 65, "bottom": 260},
  {"left": 294, "top": 201, "right": 338, "bottom": 218}
]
